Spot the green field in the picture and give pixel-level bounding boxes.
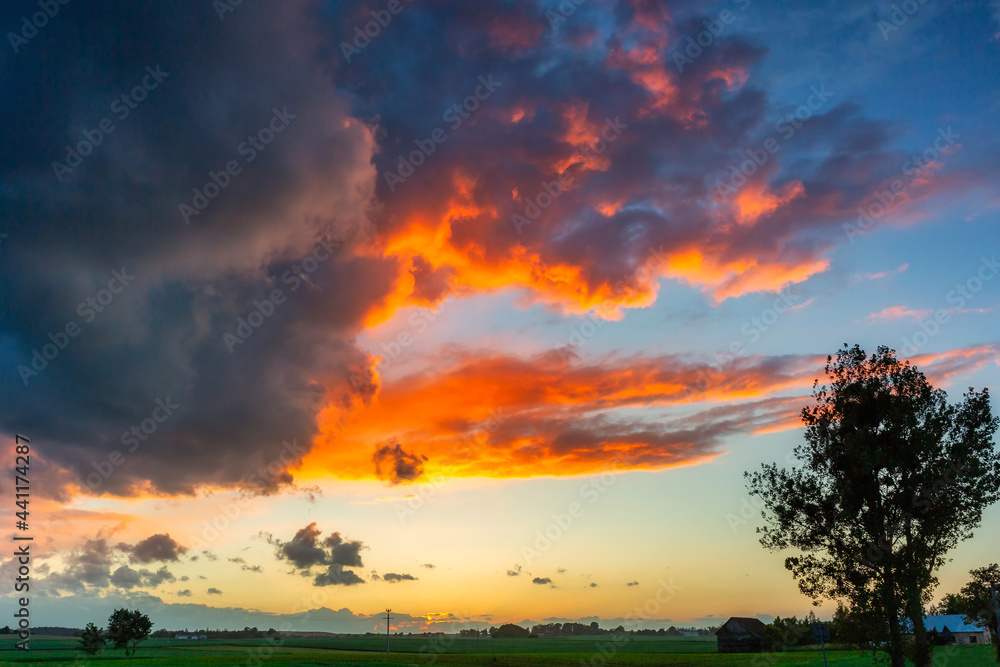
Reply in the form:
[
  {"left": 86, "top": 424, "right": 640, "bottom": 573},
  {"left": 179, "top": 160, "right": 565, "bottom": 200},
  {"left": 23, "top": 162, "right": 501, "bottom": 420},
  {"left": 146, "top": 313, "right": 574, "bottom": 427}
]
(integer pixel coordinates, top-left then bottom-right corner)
[{"left": 0, "top": 635, "right": 994, "bottom": 667}]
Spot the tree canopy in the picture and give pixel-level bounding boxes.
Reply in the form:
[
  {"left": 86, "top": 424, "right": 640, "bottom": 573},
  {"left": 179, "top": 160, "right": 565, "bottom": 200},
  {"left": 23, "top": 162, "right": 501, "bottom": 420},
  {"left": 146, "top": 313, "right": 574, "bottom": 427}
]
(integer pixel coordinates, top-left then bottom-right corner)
[
  {"left": 77, "top": 622, "right": 106, "bottom": 655},
  {"left": 106, "top": 608, "right": 153, "bottom": 657},
  {"left": 746, "top": 345, "right": 1000, "bottom": 667}
]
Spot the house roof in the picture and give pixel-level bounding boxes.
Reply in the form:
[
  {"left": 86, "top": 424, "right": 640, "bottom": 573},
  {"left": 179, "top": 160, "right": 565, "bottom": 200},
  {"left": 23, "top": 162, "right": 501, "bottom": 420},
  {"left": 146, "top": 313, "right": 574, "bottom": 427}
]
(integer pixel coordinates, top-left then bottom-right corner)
[
  {"left": 924, "top": 615, "right": 987, "bottom": 634},
  {"left": 715, "top": 617, "right": 766, "bottom": 636}
]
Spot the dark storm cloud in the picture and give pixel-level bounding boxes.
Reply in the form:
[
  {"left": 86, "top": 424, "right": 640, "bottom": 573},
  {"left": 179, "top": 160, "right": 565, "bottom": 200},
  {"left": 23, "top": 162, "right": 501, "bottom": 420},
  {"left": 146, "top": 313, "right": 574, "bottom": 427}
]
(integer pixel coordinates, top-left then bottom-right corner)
[
  {"left": 0, "top": 0, "right": 388, "bottom": 499},
  {"left": 373, "top": 440, "right": 427, "bottom": 484},
  {"left": 382, "top": 572, "right": 418, "bottom": 583},
  {"left": 127, "top": 533, "right": 188, "bottom": 563}
]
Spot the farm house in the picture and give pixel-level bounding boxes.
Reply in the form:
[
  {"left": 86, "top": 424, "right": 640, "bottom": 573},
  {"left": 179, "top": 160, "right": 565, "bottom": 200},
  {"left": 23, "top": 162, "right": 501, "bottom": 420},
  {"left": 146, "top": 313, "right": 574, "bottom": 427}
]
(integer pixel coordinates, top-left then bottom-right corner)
[
  {"left": 921, "top": 615, "right": 992, "bottom": 645},
  {"left": 715, "top": 617, "right": 766, "bottom": 653}
]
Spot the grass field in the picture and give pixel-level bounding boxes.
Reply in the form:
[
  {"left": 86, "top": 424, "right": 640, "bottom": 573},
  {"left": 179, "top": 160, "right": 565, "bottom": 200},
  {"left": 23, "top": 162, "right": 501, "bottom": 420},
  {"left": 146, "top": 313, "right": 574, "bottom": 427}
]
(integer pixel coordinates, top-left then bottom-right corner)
[{"left": 0, "top": 635, "right": 994, "bottom": 667}]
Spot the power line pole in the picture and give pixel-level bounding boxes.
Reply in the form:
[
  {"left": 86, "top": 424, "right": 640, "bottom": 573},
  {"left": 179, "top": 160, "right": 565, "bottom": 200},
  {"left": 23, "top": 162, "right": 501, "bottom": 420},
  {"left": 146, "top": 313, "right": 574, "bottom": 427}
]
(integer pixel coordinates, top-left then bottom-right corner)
[
  {"left": 385, "top": 608, "right": 393, "bottom": 654},
  {"left": 990, "top": 583, "right": 999, "bottom": 647}
]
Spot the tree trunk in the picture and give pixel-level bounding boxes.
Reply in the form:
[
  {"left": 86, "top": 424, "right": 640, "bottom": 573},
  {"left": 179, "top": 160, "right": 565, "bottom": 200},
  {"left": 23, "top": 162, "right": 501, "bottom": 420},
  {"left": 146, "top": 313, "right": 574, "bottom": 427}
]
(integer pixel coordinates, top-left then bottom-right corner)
[
  {"left": 908, "top": 604, "right": 931, "bottom": 667},
  {"left": 888, "top": 613, "right": 905, "bottom": 667}
]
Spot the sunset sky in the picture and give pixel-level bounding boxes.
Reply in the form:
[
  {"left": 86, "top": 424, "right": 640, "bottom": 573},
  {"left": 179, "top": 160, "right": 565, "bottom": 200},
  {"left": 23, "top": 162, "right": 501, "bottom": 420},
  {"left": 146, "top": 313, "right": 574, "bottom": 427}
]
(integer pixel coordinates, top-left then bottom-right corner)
[{"left": 1, "top": 0, "right": 999, "bottom": 634}]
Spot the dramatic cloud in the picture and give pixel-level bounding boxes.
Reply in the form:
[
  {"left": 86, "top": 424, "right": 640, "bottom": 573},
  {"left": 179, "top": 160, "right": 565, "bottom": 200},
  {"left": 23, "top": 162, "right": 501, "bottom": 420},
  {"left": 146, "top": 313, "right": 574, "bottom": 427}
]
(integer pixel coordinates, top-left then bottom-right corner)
[
  {"left": 383, "top": 572, "right": 418, "bottom": 583},
  {"left": 4, "top": 0, "right": 994, "bottom": 511},
  {"left": 310, "top": 349, "right": 823, "bottom": 479},
  {"left": 0, "top": 0, "right": 384, "bottom": 500},
  {"left": 310, "top": 344, "right": 997, "bottom": 481},
  {"left": 373, "top": 441, "right": 427, "bottom": 484}
]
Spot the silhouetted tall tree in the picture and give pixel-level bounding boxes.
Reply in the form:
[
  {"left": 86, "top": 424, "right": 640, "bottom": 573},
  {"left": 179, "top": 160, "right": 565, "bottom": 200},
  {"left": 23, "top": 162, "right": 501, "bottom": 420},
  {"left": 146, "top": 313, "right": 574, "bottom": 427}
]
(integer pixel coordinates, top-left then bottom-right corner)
[{"left": 746, "top": 345, "right": 1000, "bottom": 667}]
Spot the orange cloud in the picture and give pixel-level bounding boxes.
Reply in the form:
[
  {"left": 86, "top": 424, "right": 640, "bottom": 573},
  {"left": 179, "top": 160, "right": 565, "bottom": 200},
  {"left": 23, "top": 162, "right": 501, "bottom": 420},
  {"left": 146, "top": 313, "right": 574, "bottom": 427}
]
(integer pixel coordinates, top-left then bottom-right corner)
[
  {"left": 301, "top": 349, "right": 823, "bottom": 483},
  {"left": 864, "top": 305, "right": 935, "bottom": 323}
]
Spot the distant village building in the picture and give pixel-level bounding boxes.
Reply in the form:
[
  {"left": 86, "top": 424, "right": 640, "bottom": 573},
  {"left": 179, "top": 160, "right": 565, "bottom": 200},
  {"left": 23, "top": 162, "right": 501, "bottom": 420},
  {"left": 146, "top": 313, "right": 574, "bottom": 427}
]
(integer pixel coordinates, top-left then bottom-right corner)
[
  {"left": 921, "top": 615, "right": 991, "bottom": 645},
  {"left": 174, "top": 633, "right": 207, "bottom": 640},
  {"left": 715, "top": 617, "right": 766, "bottom": 653}
]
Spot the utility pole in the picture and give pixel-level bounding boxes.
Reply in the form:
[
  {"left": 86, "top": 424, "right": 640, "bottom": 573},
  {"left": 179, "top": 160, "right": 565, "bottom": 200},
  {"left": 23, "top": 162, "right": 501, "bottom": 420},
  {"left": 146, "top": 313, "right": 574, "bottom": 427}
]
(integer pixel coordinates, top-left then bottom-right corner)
[
  {"left": 385, "top": 608, "right": 393, "bottom": 654},
  {"left": 991, "top": 583, "right": 999, "bottom": 647}
]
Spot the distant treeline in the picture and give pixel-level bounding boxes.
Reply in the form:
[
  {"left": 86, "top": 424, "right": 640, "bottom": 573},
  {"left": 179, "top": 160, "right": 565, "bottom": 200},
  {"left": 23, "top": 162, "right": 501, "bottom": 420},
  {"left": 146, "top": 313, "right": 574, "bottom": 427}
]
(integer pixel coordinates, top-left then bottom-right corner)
[
  {"left": 460, "top": 623, "right": 717, "bottom": 638},
  {"left": 151, "top": 627, "right": 279, "bottom": 639},
  {"left": 0, "top": 626, "right": 81, "bottom": 637}
]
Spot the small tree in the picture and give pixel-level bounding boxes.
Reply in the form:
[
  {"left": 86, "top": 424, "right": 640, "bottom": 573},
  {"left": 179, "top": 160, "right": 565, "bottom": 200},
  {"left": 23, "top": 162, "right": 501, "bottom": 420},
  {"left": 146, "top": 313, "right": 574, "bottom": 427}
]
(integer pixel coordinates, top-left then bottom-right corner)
[
  {"left": 78, "top": 623, "right": 106, "bottom": 655},
  {"left": 107, "top": 608, "right": 153, "bottom": 657}
]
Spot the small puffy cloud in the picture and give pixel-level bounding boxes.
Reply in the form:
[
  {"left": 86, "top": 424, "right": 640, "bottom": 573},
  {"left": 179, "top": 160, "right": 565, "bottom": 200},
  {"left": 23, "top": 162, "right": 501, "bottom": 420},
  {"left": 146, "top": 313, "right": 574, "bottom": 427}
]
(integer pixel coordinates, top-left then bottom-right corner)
[
  {"left": 273, "top": 523, "right": 328, "bottom": 569},
  {"left": 532, "top": 577, "right": 552, "bottom": 585},
  {"left": 590, "top": 583, "right": 598, "bottom": 588},
  {"left": 110, "top": 566, "right": 144, "bottom": 589},
  {"left": 177, "top": 589, "right": 192, "bottom": 597},
  {"left": 627, "top": 581, "right": 639, "bottom": 586},
  {"left": 207, "top": 588, "right": 222, "bottom": 595},
  {"left": 325, "top": 532, "right": 364, "bottom": 567},
  {"left": 268, "top": 523, "right": 368, "bottom": 586},
  {"left": 64, "top": 538, "right": 115, "bottom": 588},
  {"left": 110, "top": 565, "right": 175, "bottom": 589},
  {"left": 314, "top": 565, "right": 365, "bottom": 587},
  {"left": 128, "top": 534, "right": 188, "bottom": 563},
  {"left": 145, "top": 566, "right": 176, "bottom": 587},
  {"left": 383, "top": 572, "right": 417, "bottom": 583},
  {"left": 373, "top": 441, "right": 427, "bottom": 484},
  {"left": 507, "top": 565, "right": 522, "bottom": 577},
  {"left": 557, "top": 568, "right": 566, "bottom": 573},
  {"left": 420, "top": 563, "right": 435, "bottom": 569}
]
